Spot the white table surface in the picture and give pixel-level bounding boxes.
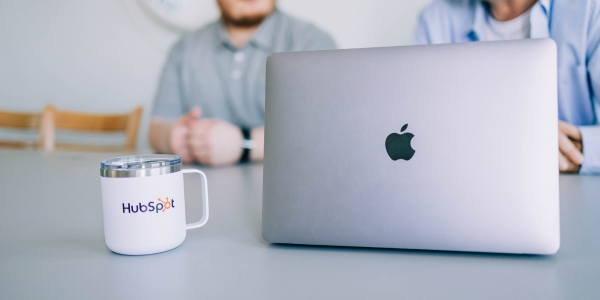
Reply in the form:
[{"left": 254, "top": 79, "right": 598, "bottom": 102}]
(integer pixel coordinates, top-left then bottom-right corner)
[{"left": 1, "top": 148, "right": 599, "bottom": 299}]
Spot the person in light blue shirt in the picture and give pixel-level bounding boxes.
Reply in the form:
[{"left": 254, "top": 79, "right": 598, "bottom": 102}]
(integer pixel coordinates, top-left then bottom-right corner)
[{"left": 413, "top": 0, "right": 600, "bottom": 174}]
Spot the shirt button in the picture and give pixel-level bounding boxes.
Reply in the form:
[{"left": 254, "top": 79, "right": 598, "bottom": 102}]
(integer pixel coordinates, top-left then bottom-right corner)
[
  {"left": 234, "top": 52, "right": 245, "bottom": 62},
  {"left": 231, "top": 69, "right": 242, "bottom": 80}
]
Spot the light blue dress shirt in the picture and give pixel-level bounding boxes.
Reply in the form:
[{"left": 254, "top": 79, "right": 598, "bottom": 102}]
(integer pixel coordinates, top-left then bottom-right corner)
[{"left": 413, "top": 0, "right": 600, "bottom": 174}]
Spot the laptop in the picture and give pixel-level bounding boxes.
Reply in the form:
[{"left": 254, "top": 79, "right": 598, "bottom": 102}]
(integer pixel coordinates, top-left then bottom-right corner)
[{"left": 262, "top": 39, "right": 560, "bottom": 255}]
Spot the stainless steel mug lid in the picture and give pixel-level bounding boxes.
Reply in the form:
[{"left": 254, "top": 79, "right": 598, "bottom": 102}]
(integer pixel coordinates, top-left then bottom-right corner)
[{"left": 100, "top": 154, "right": 182, "bottom": 178}]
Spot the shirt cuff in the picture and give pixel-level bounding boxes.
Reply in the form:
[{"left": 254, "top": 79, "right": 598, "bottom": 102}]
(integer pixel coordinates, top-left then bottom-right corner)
[{"left": 578, "top": 125, "right": 600, "bottom": 175}]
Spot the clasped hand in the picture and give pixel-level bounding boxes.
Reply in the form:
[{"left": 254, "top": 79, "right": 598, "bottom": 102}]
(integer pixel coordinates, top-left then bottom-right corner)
[
  {"left": 169, "top": 107, "right": 244, "bottom": 166},
  {"left": 558, "top": 120, "right": 583, "bottom": 172}
]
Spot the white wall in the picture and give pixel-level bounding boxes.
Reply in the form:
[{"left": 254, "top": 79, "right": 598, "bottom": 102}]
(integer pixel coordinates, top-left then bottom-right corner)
[{"left": 0, "top": 0, "right": 434, "bottom": 149}]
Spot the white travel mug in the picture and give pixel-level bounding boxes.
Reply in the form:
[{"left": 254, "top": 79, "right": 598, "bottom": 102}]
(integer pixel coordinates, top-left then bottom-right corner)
[{"left": 100, "top": 154, "right": 209, "bottom": 255}]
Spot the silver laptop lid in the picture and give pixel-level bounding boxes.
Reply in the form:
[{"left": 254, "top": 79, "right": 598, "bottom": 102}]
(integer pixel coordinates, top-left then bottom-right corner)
[{"left": 262, "top": 39, "right": 559, "bottom": 254}]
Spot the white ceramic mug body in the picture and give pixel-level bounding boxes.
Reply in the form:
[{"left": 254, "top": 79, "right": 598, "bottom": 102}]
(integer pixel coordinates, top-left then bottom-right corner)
[{"left": 101, "top": 171, "right": 187, "bottom": 255}]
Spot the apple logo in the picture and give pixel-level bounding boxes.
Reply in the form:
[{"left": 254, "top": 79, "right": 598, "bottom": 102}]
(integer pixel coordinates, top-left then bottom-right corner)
[{"left": 385, "top": 124, "right": 415, "bottom": 161}]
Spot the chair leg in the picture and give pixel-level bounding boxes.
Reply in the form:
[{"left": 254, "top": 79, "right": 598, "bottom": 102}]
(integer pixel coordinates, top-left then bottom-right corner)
[{"left": 38, "top": 105, "right": 56, "bottom": 152}]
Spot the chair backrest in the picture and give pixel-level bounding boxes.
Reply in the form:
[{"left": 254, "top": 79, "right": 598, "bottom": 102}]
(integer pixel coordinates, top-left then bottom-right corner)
[
  {"left": 41, "top": 105, "right": 143, "bottom": 152},
  {"left": 0, "top": 109, "right": 43, "bottom": 148}
]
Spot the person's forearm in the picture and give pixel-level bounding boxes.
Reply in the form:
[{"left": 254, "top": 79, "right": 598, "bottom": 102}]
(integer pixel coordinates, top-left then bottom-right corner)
[
  {"left": 149, "top": 118, "right": 174, "bottom": 154},
  {"left": 250, "top": 127, "right": 265, "bottom": 162}
]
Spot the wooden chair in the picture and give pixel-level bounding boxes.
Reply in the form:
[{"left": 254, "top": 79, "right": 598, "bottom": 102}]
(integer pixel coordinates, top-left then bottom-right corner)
[
  {"left": 0, "top": 109, "right": 44, "bottom": 149},
  {"left": 40, "top": 105, "right": 143, "bottom": 152}
]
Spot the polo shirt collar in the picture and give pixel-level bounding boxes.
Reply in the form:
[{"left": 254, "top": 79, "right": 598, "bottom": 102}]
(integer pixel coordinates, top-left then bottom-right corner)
[
  {"left": 217, "top": 9, "right": 280, "bottom": 52},
  {"left": 249, "top": 9, "right": 279, "bottom": 51},
  {"left": 468, "top": 0, "right": 552, "bottom": 41}
]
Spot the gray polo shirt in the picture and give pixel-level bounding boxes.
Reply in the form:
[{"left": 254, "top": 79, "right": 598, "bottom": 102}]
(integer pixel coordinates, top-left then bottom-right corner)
[{"left": 152, "top": 10, "right": 336, "bottom": 128}]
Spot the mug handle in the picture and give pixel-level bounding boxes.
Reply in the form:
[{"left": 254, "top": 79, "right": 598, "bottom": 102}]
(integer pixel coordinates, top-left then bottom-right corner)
[{"left": 182, "top": 169, "right": 209, "bottom": 230}]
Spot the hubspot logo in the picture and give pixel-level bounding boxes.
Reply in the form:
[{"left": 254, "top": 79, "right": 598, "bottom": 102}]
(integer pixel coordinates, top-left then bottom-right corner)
[{"left": 122, "top": 197, "right": 175, "bottom": 214}]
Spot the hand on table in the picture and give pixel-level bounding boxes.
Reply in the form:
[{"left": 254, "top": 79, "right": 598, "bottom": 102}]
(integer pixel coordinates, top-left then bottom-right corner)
[
  {"left": 179, "top": 107, "right": 243, "bottom": 166},
  {"left": 559, "top": 120, "right": 583, "bottom": 173},
  {"left": 167, "top": 106, "right": 257, "bottom": 166},
  {"left": 168, "top": 107, "right": 201, "bottom": 163}
]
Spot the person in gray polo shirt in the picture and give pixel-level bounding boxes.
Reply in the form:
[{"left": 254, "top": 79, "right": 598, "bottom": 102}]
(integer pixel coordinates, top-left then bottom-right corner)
[{"left": 149, "top": 0, "right": 336, "bottom": 166}]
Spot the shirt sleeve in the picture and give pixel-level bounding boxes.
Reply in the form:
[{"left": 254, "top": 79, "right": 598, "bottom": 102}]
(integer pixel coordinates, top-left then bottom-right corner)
[
  {"left": 580, "top": 4, "right": 600, "bottom": 174},
  {"left": 151, "top": 39, "right": 187, "bottom": 120},
  {"left": 412, "top": 13, "right": 433, "bottom": 45},
  {"left": 293, "top": 24, "right": 337, "bottom": 51},
  {"left": 579, "top": 126, "right": 600, "bottom": 174},
  {"left": 411, "top": 0, "right": 468, "bottom": 46}
]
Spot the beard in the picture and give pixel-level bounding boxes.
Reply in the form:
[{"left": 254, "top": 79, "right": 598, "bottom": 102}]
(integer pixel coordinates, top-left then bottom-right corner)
[{"left": 221, "top": 10, "right": 272, "bottom": 27}]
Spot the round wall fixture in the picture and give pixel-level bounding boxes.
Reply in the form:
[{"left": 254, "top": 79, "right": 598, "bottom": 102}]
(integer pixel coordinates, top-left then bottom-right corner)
[{"left": 136, "top": 0, "right": 219, "bottom": 31}]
